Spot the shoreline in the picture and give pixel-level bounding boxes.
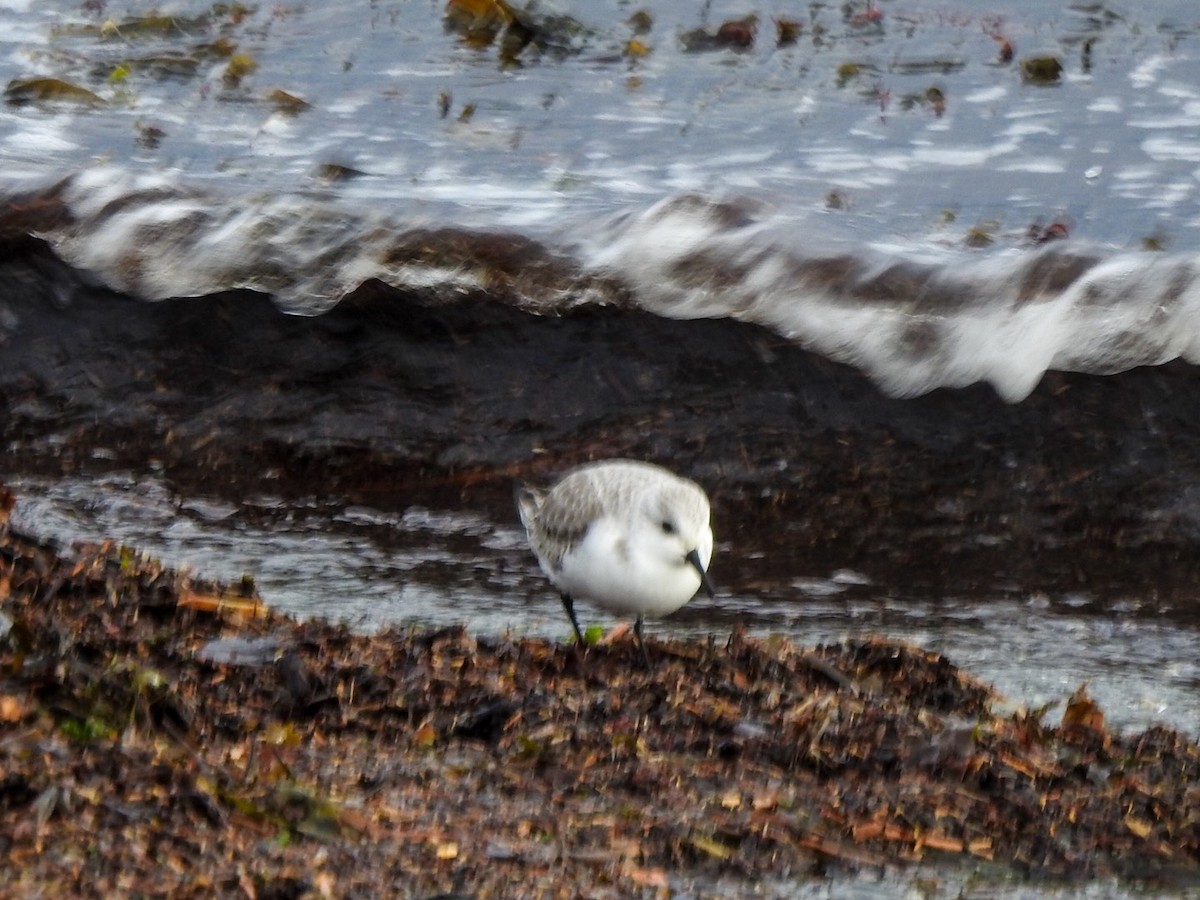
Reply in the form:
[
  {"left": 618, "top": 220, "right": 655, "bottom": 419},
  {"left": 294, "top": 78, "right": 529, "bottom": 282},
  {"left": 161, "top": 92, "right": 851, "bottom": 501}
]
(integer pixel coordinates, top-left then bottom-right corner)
[{"left": 2, "top": 486, "right": 1197, "bottom": 896}]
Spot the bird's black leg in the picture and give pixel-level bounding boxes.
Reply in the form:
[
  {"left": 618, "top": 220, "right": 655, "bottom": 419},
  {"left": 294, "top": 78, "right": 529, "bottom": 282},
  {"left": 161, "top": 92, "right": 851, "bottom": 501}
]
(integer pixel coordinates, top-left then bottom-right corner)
[
  {"left": 560, "top": 593, "right": 586, "bottom": 647},
  {"left": 633, "top": 615, "right": 651, "bottom": 670}
]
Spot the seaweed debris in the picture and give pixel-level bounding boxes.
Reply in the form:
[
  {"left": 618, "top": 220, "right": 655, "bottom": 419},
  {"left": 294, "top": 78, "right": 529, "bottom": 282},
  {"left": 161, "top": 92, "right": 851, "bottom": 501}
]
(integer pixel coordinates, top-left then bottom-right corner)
[{"left": 0, "top": 484, "right": 1197, "bottom": 896}]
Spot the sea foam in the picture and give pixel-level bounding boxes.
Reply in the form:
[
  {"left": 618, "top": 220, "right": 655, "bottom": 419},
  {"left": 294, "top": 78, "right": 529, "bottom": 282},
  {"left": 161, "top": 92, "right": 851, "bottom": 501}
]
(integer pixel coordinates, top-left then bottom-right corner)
[
  {"left": 29, "top": 168, "right": 1200, "bottom": 402},
  {"left": 580, "top": 194, "right": 1200, "bottom": 401}
]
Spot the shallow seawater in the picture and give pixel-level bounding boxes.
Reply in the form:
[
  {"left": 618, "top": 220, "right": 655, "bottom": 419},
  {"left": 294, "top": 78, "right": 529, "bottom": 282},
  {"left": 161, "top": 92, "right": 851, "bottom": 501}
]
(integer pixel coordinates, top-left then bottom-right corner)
[
  {"left": 3, "top": 1, "right": 1200, "bottom": 402},
  {"left": 10, "top": 472, "right": 1198, "bottom": 740},
  {"left": 2, "top": 0, "right": 1199, "bottom": 250},
  {"left": 702, "top": 872, "right": 1195, "bottom": 900}
]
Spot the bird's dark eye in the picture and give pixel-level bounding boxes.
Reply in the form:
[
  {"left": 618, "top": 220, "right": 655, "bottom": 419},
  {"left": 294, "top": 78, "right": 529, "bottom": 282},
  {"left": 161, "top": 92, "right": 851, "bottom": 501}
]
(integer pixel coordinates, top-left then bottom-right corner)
[{"left": 660, "top": 520, "right": 676, "bottom": 534}]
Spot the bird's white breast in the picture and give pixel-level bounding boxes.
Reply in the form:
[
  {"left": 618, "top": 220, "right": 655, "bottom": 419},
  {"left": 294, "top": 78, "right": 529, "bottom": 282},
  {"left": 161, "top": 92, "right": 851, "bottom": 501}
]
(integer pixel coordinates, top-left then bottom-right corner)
[{"left": 554, "top": 515, "right": 708, "bottom": 618}]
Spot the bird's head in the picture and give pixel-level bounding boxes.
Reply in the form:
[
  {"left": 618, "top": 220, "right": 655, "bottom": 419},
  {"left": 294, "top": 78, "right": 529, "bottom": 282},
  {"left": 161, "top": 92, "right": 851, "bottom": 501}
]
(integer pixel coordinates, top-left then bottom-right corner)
[{"left": 640, "top": 482, "right": 715, "bottom": 597}]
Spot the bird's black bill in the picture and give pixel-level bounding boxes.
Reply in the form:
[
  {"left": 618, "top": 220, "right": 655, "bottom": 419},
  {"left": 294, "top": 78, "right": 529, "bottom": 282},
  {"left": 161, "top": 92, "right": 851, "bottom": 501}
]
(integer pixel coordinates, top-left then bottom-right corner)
[{"left": 686, "top": 548, "right": 717, "bottom": 598}]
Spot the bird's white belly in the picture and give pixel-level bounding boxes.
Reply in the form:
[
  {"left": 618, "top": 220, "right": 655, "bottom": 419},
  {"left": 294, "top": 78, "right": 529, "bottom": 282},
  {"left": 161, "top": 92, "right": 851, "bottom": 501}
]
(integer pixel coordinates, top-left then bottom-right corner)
[{"left": 552, "top": 518, "right": 702, "bottom": 618}]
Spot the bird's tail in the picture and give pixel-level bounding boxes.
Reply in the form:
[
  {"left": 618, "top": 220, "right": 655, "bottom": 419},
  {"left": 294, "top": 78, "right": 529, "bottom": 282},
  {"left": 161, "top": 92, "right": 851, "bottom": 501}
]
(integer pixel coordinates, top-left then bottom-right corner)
[{"left": 514, "top": 482, "right": 544, "bottom": 530}]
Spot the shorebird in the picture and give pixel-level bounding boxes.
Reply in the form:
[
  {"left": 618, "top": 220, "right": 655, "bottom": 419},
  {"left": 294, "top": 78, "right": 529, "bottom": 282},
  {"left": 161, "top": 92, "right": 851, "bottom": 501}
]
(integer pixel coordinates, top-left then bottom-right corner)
[{"left": 516, "top": 459, "right": 715, "bottom": 666}]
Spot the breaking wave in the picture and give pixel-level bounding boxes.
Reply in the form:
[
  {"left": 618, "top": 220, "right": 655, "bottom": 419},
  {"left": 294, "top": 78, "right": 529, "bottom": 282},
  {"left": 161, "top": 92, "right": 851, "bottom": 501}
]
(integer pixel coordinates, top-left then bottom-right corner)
[{"left": 15, "top": 167, "right": 1200, "bottom": 402}]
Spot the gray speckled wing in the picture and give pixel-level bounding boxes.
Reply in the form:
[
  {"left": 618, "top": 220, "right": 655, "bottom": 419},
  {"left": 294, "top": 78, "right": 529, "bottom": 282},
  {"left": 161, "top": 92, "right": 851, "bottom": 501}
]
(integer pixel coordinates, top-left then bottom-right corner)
[{"left": 516, "top": 472, "right": 606, "bottom": 573}]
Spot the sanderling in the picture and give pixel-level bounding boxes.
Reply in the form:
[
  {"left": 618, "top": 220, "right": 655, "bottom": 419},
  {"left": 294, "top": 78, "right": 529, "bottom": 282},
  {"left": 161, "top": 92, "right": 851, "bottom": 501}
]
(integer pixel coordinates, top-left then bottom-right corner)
[{"left": 516, "top": 459, "right": 715, "bottom": 666}]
